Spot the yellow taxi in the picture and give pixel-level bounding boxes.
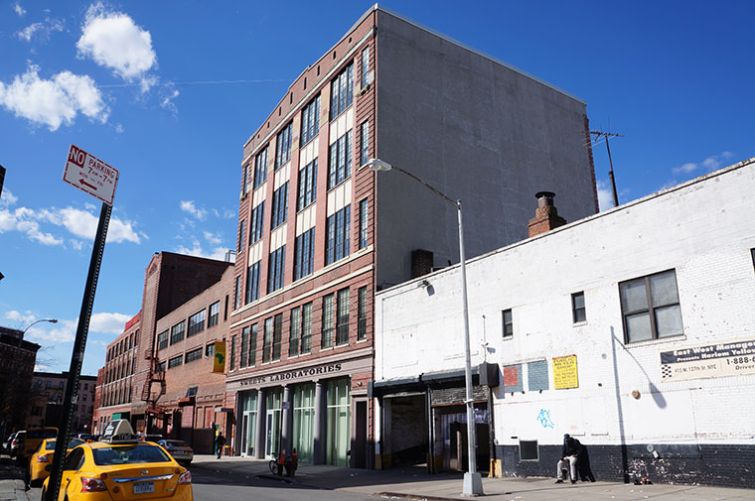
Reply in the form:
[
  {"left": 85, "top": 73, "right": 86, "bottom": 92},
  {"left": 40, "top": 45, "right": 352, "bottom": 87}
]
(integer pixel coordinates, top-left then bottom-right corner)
[
  {"left": 28, "top": 438, "right": 84, "bottom": 486},
  {"left": 41, "top": 420, "right": 193, "bottom": 500}
]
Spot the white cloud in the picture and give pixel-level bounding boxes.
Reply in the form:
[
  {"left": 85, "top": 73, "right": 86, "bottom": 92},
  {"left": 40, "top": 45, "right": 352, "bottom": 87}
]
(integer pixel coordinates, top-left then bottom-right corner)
[
  {"left": 114, "top": 123, "right": 125, "bottom": 134},
  {"left": 90, "top": 312, "right": 131, "bottom": 334},
  {"left": 0, "top": 65, "right": 108, "bottom": 131},
  {"left": 0, "top": 206, "right": 63, "bottom": 245},
  {"left": 159, "top": 86, "right": 179, "bottom": 114},
  {"left": 26, "top": 319, "right": 76, "bottom": 343},
  {"left": 77, "top": 3, "right": 157, "bottom": 92},
  {"left": 176, "top": 239, "right": 230, "bottom": 261},
  {"left": 596, "top": 179, "right": 614, "bottom": 212},
  {"left": 13, "top": 2, "right": 26, "bottom": 16},
  {"left": 1, "top": 189, "right": 19, "bottom": 207},
  {"left": 179, "top": 200, "right": 207, "bottom": 221},
  {"left": 203, "top": 231, "right": 222, "bottom": 246},
  {"left": 17, "top": 18, "right": 64, "bottom": 42},
  {"left": 4, "top": 309, "right": 37, "bottom": 325},
  {"left": 672, "top": 152, "right": 735, "bottom": 176}
]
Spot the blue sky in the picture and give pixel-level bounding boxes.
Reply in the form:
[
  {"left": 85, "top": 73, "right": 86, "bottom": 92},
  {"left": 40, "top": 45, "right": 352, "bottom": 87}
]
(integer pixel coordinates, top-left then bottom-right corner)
[{"left": 1, "top": 0, "right": 753, "bottom": 376}]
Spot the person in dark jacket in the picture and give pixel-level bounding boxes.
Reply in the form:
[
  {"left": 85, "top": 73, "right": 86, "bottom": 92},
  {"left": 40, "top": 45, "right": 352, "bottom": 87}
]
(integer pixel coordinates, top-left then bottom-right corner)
[
  {"left": 577, "top": 442, "right": 596, "bottom": 482},
  {"left": 215, "top": 432, "right": 226, "bottom": 459},
  {"left": 556, "top": 434, "right": 580, "bottom": 483}
]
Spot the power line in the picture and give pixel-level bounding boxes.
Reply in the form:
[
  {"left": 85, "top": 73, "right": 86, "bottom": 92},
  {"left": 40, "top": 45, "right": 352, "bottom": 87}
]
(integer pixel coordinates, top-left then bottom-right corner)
[{"left": 590, "top": 130, "right": 623, "bottom": 208}]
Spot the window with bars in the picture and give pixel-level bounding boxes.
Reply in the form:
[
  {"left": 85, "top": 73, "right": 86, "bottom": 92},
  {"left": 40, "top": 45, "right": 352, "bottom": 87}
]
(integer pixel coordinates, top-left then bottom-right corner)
[
  {"left": 330, "top": 63, "right": 353, "bottom": 120},
  {"left": 359, "top": 121, "right": 369, "bottom": 166},
  {"left": 502, "top": 309, "right": 513, "bottom": 338},
  {"left": 250, "top": 202, "right": 265, "bottom": 244},
  {"left": 234, "top": 275, "right": 242, "bottom": 310},
  {"left": 275, "top": 121, "right": 293, "bottom": 168},
  {"left": 168, "top": 356, "right": 183, "bottom": 369},
  {"left": 271, "top": 182, "right": 289, "bottom": 229},
  {"left": 301, "top": 302, "right": 313, "bottom": 354},
  {"left": 208, "top": 301, "right": 220, "bottom": 328},
  {"left": 267, "top": 246, "right": 286, "bottom": 293},
  {"left": 336, "top": 288, "right": 350, "bottom": 345},
  {"left": 321, "top": 294, "right": 335, "bottom": 348},
  {"left": 230, "top": 335, "right": 236, "bottom": 370},
  {"left": 187, "top": 310, "right": 205, "bottom": 337},
  {"left": 619, "top": 269, "right": 683, "bottom": 343},
  {"left": 185, "top": 347, "right": 202, "bottom": 364},
  {"left": 297, "top": 159, "right": 317, "bottom": 210},
  {"left": 358, "top": 198, "right": 368, "bottom": 249},
  {"left": 361, "top": 46, "right": 371, "bottom": 88},
  {"left": 294, "top": 228, "right": 315, "bottom": 280},
  {"left": 237, "top": 219, "right": 246, "bottom": 252},
  {"left": 289, "top": 307, "right": 301, "bottom": 357},
  {"left": 300, "top": 95, "right": 320, "bottom": 146},
  {"left": 357, "top": 286, "right": 367, "bottom": 340},
  {"left": 572, "top": 292, "right": 586, "bottom": 323},
  {"left": 246, "top": 261, "right": 261, "bottom": 304},
  {"left": 262, "top": 317, "right": 274, "bottom": 363},
  {"left": 253, "top": 146, "right": 268, "bottom": 189},
  {"left": 328, "top": 130, "right": 352, "bottom": 189},
  {"left": 170, "top": 321, "right": 185, "bottom": 345},
  {"left": 272, "top": 314, "right": 283, "bottom": 361},
  {"left": 326, "top": 205, "right": 351, "bottom": 265},
  {"left": 157, "top": 330, "right": 169, "bottom": 351}
]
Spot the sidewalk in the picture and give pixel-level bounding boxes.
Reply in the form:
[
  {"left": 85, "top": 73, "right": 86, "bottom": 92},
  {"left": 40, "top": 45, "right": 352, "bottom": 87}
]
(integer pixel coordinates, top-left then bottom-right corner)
[
  {"left": 192, "top": 455, "right": 754, "bottom": 500},
  {"left": 0, "top": 456, "right": 28, "bottom": 501}
]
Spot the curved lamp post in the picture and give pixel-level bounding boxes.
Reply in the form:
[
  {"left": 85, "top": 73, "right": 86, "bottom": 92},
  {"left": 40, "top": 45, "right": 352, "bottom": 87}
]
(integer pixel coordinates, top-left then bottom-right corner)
[
  {"left": 365, "top": 158, "right": 483, "bottom": 496},
  {"left": 19, "top": 318, "right": 58, "bottom": 344}
]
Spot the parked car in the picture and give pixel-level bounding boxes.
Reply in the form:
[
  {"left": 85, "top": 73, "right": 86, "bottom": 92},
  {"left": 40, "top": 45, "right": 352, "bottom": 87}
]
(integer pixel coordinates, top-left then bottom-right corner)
[
  {"left": 28, "top": 438, "right": 84, "bottom": 486},
  {"left": 9, "top": 430, "right": 26, "bottom": 458},
  {"left": 19, "top": 428, "right": 58, "bottom": 461},
  {"left": 157, "top": 439, "right": 194, "bottom": 466}
]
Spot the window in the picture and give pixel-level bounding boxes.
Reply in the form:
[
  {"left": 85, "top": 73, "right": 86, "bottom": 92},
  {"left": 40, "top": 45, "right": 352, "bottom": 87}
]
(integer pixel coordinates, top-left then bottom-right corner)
[
  {"left": 237, "top": 219, "right": 245, "bottom": 252},
  {"left": 240, "top": 325, "right": 256, "bottom": 368},
  {"left": 234, "top": 275, "right": 242, "bottom": 310},
  {"left": 619, "top": 269, "right": 683, "bottom": 343},
  {"left": 242, "top": 163, "right": 252, "bottom": 195},
  {"left": 245, "top": 261, "right": 261, "bottom": 304},
  {"left": 158, "top": 361, "right": 166, "bottom": 373},
  {"left": 230, "top": 335, "right": 236, "bottom": 370},
  {"left": 275, "top": 121, "right": 293, "bottom": 168},
  {"left": 572, "top": 292, "right": 586, "bottom": 323},
  {"left": 297, "top": 159, "right": 317, "bottom": 211},
  {"left": 208, "top": 302, "right": 220, "bottom": 328},
  {"left": 336, "top": 289, "right": 350, "bottom": 345},
  {"left": 294, "top": 228, "right": 315, "bottom": 280},
  {"left": 358, "top": 198, "right": 368, "bottom": 249},
  {"left": 253, "top": 146, "right": 268, "bottom": 189},
  {"left": 289, "top": 307, "right": 301, "bottom": 357},
  {"left": 325, "top": 205, "right": 351, "bottom": 265},
  {"left": 328, "top": 130, "right": 353, "bottom": 189},
  {"left": 262, "top": 317, "right": 274, "bottom": 363},
  {"left": 271, "top": 182, "right": 289, "bottom": 229},
  {"left": 357, "top": 286, "right": 367, "bottom": 340},
  {"left": 205, "top": 343, "right": 215, "bottom": 357},
  {"left": 267, "top": 246, "right": 286, "bottom": 293},
  {"left": 502, "top": 309, "right": 513, "bottom": 338},
  {"left": 272, "top": 314, "right": 283, "bottom": 361},
  {"left": 330, "top": 63, "right": 353, "bottom": 119},
  {"left": 519, "top": 440, "right": 539, "bottom": 461},
  {"left": 249, "top": 324, "right": 258, "bottom": 367},
  {"left": 250, "top": 202, "right": 265, "bottom": 243},
  {"left": 300, "top": 95, "right": 320, "bottom": 146},
  {"left": 187, "top": 310, "right": 205, "bottom": 337},
  {"left": 301, "top": 302, "right": 313, "bottom": 354},
  {"left": 185, "top": 348, "right": 202, "bottom": 364},
  {"left": 359, "top": 121, "right": 369, "bottom": 166},
  {"left": 168, "top": 356, "right": 183, "bottom": 369},
  {"left": 361, "top": 46, "right": 370, "bottom": 88},
  {"left": 321, "top": 294, "right": 335, "bottom": 348},
  {"left": 170, "top": 321, "right": 185, "bottom": 345},
  {"left": 157, "top": 330, "right": 169, "bottom": 351}
]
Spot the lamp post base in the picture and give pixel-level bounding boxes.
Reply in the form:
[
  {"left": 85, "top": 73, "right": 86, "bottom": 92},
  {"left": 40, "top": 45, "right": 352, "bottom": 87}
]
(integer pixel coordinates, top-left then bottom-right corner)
[{"left": 462, "top": 471, "right": 484, "bottom": 496}]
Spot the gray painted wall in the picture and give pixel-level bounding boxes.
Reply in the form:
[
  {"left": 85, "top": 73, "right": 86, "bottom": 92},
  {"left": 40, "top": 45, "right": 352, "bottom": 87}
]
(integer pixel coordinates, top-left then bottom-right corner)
[{"left": 375, "top": 10, "right": 597, "bottom": 289}]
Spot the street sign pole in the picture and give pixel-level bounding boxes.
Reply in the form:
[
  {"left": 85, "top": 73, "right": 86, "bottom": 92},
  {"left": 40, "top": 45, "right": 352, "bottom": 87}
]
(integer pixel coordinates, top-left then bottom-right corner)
[{"left": 45, "top": 202, "right": 111, "bottom": 501}]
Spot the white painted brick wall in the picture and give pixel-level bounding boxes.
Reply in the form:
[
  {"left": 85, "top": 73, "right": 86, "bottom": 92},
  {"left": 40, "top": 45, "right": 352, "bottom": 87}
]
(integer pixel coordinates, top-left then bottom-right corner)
[{"left": 375, "top": 159, "right": 755, "bottom": 449}]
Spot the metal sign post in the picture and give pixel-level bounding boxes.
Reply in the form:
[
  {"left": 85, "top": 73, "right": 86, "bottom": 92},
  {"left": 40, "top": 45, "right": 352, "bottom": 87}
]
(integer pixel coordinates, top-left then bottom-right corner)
[{"left": 46, "top": 146, "right": 118, "bottom": 501}]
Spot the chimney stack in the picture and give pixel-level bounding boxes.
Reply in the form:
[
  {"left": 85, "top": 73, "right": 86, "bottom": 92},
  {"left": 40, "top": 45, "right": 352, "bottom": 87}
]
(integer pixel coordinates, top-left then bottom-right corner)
[{"left": 528, "top": 191, "right": 566, "bottom": 237}]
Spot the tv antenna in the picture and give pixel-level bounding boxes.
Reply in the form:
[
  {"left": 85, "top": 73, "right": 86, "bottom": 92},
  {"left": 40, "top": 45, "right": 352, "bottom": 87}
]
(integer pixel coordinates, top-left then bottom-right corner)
[{"left": 590, "top": 130, "right": 623, "bottom": 207}]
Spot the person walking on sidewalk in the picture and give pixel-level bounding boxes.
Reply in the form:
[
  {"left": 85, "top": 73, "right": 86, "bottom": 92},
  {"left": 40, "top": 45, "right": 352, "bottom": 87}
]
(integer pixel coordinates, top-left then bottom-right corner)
[
  {"left": 215, "top": 432, "right": 226, "bottom": 459},
  {"left": 277, "top": 450, "right": 287, "bottom": 476},
  {"left": 285, "top": 448, "right": 298, "bottom": 477},
  {"left": 555, "top": 434, "right": 581, "bottom": 484}
]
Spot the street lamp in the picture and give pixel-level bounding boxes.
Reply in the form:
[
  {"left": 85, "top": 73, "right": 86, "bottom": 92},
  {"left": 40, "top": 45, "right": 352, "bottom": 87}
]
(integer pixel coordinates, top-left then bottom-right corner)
[
  {"left": 21, "top": 318, "right": 58, "bottom": 337},
  {"left": 365, "top": 158, "right": 484, "bottom": 496}
]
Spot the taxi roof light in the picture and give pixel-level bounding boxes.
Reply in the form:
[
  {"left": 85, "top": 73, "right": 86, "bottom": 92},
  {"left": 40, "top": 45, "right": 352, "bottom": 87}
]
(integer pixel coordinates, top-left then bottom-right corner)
[{"left": 100, "top": 419, "right": 139, "bottom": 444}]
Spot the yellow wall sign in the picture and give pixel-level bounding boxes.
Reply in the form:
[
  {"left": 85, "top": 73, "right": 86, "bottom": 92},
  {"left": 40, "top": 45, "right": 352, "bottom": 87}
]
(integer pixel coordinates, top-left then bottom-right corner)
[
  {"left": 552, "top": 355, "right": 579, "bottom": 389},
  {"left": 213, "top": 341, "right": 226, "bottom": 373}
]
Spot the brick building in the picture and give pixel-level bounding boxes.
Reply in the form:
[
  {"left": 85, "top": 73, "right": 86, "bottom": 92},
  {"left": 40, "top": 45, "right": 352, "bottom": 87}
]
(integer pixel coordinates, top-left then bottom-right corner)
[
  {"left": 91, "top": 312, "right": 141, "bottom": 434},
  {"left": 374, "top": 158, "right": 755, "bottom": 488},
  {"left": 28, "top": 372, "right": 96, "bottom": 432},
  {"left": 0, "top": 326, "right": 39, "bottom": 438},
  {"left": 226, "top": 5, "right": 598, "bottom": 468}
]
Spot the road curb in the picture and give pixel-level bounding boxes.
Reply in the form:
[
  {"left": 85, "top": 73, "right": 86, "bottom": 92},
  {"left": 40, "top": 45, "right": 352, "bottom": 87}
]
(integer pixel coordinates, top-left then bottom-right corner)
[{"left": 375, "top": 492, "right": 457, "bottom": 501}]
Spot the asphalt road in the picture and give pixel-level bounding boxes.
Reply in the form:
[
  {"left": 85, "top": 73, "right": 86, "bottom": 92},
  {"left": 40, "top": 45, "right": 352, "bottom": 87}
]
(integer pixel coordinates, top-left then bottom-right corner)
[{"left": 27, "top": 465, "right": 376, "bottom": 501}]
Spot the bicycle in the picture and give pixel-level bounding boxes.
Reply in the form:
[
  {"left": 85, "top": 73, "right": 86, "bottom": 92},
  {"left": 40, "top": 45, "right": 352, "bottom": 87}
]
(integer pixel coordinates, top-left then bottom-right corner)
[{"left": 268, "top": 453, "right": 278, "bottom": 475}]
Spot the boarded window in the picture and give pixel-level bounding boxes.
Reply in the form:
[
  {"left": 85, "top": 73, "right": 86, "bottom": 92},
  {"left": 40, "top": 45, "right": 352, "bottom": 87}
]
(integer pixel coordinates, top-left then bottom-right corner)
[
  {"left": 519, "top": 440, "right": 539, "bottom": 461},
  {"left": 503, "top": 364, "right": 523, "bottom": 393},
  {"left": 527, "top": 360, "right": 549, "bottom": 391}
]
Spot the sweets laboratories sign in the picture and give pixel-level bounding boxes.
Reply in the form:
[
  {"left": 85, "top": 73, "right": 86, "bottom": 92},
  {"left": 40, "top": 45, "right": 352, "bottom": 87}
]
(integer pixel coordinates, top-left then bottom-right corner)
[{"left": 237, "top": 363, "right": 344, "bottom": 387}]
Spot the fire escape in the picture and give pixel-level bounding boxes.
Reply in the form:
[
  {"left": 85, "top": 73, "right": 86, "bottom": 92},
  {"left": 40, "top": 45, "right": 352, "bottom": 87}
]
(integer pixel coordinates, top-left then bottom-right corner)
[{"left": 141, "top": 347, "right": 166, "bottom": 418}]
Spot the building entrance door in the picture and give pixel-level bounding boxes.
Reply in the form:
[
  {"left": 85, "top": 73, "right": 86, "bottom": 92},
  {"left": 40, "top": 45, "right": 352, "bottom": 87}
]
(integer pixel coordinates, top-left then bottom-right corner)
[
  {"left": 241, "top": 411, "right": 256, "bottom": 457},
  {"left": 264, "top": 388, "right": 282, "bottom": 459}
]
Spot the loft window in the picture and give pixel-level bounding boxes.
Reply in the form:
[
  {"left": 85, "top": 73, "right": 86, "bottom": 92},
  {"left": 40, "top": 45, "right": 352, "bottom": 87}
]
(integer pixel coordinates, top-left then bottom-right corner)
[
  {"left": 328, "top": 130, "right": 353, "bottom": 189},
  {"left": 502, "top": 309, "right": 513, "bottom": 338},
  {"left": 330, "top": 63, "right": 353, "bottom": 119},
  {"left": 572, "top": 292, "right": 586, "bottom": 323},
  {"left": 619, "top": 269, "right": 683, "bottom": 343}
]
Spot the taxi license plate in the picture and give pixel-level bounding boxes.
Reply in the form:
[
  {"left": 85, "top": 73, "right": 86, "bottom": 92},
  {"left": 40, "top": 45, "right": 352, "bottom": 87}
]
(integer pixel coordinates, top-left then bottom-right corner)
[{"left": 133, "top": 481, "right": 154, "bottom": 494}]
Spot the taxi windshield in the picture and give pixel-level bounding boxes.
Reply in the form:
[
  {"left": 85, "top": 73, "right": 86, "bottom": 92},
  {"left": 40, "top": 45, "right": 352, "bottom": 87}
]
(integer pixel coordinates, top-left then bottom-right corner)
[
  {"left": 92, "top": 445, "right": 172, "bottom": 465},
  {"left": 45, "top": 439, "right": 84, "bottom": 451}
]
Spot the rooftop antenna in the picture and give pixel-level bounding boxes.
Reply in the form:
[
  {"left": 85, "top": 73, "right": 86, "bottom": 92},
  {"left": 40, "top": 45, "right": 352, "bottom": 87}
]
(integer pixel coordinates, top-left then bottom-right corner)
[{"left": 590, "top": 130, "right": 623, "bottom": 207}]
